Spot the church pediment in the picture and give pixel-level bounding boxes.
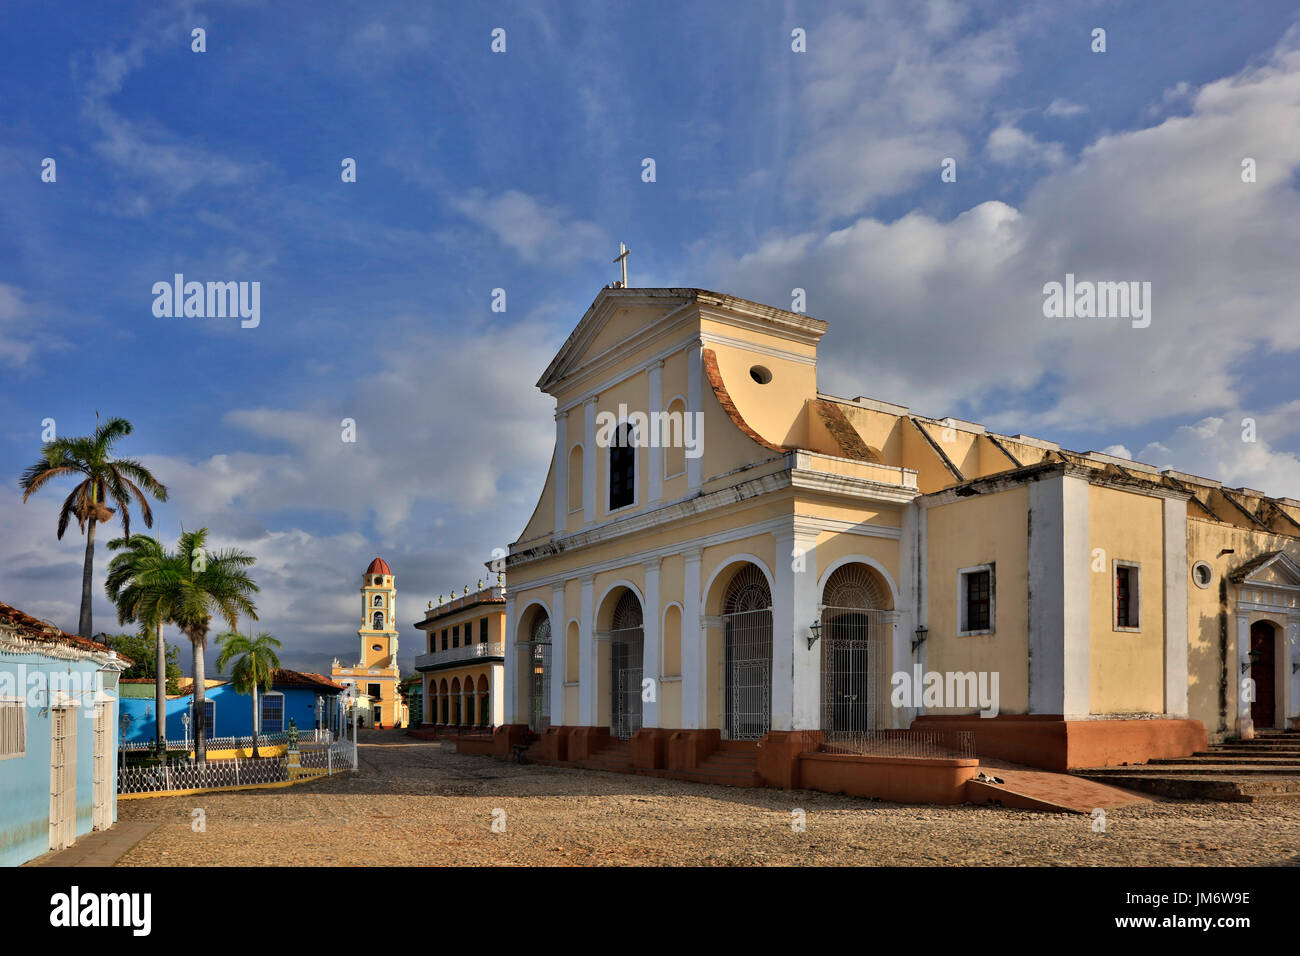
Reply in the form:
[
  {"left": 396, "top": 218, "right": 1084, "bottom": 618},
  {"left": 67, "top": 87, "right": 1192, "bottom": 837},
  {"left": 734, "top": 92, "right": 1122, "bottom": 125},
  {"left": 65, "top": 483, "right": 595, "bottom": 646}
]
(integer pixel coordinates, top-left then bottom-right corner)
[
  {"left": 1230, "top": 551, "right": 1300, "bottom": 589},
  {"left": 535, "top": 288, "right": 697, "bottom": 394}
]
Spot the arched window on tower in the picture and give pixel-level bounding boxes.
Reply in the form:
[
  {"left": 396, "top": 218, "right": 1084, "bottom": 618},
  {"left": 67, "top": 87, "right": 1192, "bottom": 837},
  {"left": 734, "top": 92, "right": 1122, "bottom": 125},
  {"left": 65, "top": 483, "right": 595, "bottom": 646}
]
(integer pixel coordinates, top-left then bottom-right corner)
[
  {"left": 609, "top": 422, "right": 635, "bottom": 510},
  {"left": 373, "top": 594, "right": 383, "bottom": 607},
  {"left": 372, "top": 610, "right": 383, "bottom": 630}
]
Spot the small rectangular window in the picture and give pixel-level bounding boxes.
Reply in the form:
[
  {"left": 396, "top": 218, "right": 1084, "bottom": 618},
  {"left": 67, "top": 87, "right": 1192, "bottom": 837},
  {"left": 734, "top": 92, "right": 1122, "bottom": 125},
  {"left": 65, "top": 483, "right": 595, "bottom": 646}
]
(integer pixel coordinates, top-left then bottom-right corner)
[
  {"left": 959, "top": 566, "right": 994, "bottom": 635},
  {"left": 452, "top": 624, "right": 460, "bottom": 648},
  {"left": 367, "top": 683, "right": 382, "bottom": 699},
  {"left": 1115, "top": 563, "right": 1140, "bottom": 630},
  {"left": 0, "top": 698, "right": 26, "bottom": 760},
  {"left": 260, "top": 694, "right": 284, "bottom": 733},
  {"left": 480, "top": 618, "right": 488, "bottom": 643},
  {"left": 441, "top": 629, "right": 448, "bottom": 651}
]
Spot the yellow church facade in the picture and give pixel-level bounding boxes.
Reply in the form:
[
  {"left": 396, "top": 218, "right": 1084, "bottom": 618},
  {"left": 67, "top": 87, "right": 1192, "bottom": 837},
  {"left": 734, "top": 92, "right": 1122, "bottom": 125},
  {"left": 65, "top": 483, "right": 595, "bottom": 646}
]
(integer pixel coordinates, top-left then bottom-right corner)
[
  {"left": 332, "top": 557, "right": 408, "bottom": 729},
  {"left": 495, "top": 286, "right": 1300, "bottom": 774}
]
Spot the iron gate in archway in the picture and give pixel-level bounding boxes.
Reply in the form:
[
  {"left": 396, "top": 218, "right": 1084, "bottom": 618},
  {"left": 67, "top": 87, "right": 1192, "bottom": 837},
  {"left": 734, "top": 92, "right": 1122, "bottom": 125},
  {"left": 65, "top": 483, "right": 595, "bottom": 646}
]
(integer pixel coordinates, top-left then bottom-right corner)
[{"left": 610, "top": 592, "right": 644, "bottom": 739}]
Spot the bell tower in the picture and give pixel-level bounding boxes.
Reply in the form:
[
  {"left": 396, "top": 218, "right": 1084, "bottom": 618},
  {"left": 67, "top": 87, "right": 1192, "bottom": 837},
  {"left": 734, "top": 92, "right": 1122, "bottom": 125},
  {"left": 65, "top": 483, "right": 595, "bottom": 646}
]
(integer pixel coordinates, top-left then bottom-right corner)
[{"left": 359, "top": 556, "right": 398, "bottom": 669}]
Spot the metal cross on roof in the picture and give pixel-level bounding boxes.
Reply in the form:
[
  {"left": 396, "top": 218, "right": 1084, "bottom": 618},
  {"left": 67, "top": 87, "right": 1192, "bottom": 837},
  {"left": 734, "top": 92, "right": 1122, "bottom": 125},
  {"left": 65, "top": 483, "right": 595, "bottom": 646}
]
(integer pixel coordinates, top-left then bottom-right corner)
[{"left": 612, "top": 241, "right": 630, "bottom": 288}]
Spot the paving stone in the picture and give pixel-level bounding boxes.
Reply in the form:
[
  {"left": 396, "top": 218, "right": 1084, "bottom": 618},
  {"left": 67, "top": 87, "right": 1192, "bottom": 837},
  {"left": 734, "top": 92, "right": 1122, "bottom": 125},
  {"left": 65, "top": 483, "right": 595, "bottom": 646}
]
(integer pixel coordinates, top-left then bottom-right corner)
[{"left": 109, "top": 729, "right": 1300, "bottom": 867}]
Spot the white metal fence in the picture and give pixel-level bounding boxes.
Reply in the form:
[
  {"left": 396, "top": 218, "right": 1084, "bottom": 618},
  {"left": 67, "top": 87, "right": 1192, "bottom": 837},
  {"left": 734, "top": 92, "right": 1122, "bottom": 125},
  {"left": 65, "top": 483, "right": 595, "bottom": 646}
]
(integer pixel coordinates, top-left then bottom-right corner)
[
  {"left": 121, "top": 728, "right": 334, "bottom": 753},
  {"left": 118, "top": 738, "right": 357, "bottom": 795}
]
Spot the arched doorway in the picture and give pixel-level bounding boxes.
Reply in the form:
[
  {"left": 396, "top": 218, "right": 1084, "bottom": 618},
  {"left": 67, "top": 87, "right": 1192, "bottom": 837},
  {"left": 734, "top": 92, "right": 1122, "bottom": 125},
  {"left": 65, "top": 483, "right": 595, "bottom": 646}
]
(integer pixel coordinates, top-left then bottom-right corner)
[
  {"left": 820, "top": 563, "right": 891, "bottom": 738},
  {"left": 450, "top": 678, "right": 462, "bottom": 726},
  {"left": 1251, "top": 620, "right": 1277, "bottom": 729},
  {"left": 609, "top": 591, "right": 644, "bottom": 739},
  {"left": 722, "top": 564, "right": 772, "bottom": 740},
  {"left": 439, "top": 679, "right": 449, "bottom": 724},
  {"left": 477, "top": 674, "right": 490, "bottom": 728},
  {"left": 527, "top": 611, "right": 552, "bottom": 733}
]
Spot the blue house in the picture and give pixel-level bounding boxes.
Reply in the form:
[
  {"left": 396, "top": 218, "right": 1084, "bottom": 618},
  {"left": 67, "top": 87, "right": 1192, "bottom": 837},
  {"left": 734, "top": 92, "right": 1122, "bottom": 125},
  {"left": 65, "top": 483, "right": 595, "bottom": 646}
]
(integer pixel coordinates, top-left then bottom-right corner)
[
  {"left": 119, "top": 669, "right": 345, "bottom": 748},
  {"left": 0, "top": 600, "right": 131, "bottom": 867}
]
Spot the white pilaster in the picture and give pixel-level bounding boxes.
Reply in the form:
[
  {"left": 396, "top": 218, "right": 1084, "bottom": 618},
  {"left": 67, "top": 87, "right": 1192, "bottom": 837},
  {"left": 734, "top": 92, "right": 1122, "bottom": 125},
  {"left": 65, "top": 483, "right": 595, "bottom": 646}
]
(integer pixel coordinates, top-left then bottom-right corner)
[
  {"left": 1162, "top": 496, "right": 1189, "bottom": 717},
  {"left": 648, "top": 360, "right": 664, "bottom": 506},
  {"left": 1028, "top": 471, "right": 1092, "bottom": 717},
  {"left": 681, "top": 548, "right": 704, "bottom": 728},
  {"left": 1288, "top": 616, "right": 1300, "bottom": 729},
  {"left": 1236, "top": 611, "right": 1253, "bottom": 737},
  {"left": 503, "top": 593, "right": 518, "bottom": 724},
  {"left": 578, "top": 575, "right": 597, "bottom": 725},
  {"left": 550, "top": 583, "right": 566, "bottom": 724},
  {"left": 686, "top": 345, "right": 702, "bottom": 493},
  {"left": 583, "top": 397, "right": 597, "bottom": 526},
  {"left": 642, "top": 558, "right": 662, "bottom": 728},
  {"left": 773, "top": 524, "right": 821, "bottom": 731},
  {"left": 897, "top": 500, "right": 926, "bottom": 728},
  {"left": 553, "top": 411, "right": 568, "bottom": 535}
]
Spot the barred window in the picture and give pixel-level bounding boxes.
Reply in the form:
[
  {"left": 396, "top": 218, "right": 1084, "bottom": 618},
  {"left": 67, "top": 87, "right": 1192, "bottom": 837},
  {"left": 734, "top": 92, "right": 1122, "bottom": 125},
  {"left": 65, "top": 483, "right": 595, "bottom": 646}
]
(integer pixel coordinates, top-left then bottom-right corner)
[
  {"left": 960, "top": 566, "right": 994, "bottom": 634},
  {"left": 1115, "top": 563, "right": 1140, "bottom": 630},
  {"left": 0, "top": 698, "right": 25, "bottom": 760},
  {"left": 260, "top": 693, "right": 284, "bottom": 733}
]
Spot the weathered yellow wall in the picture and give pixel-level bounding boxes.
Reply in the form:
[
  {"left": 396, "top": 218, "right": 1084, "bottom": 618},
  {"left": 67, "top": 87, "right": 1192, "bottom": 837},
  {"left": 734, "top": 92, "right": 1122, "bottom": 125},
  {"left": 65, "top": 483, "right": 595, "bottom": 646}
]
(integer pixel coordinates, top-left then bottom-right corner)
[
  {"left": 1088, "top": 485, "right": 1165, "bottom": 714},
  {"left": 925, "top": 486, "right": 1030, "bottom": 715}
]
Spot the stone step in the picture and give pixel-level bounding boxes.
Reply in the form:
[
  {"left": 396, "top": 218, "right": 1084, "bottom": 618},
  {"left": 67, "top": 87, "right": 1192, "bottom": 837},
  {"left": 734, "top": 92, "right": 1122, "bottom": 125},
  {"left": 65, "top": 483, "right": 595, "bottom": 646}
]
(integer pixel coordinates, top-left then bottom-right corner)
[
  {"left": 669, "top": 766, "right": 763, "bottom": 788},
  {"left": 1154, "top": 754, "right": 1300, "bottom": 766},
  {"left": 1073, "top": 770, "right": 1300, "bottom": 802}
]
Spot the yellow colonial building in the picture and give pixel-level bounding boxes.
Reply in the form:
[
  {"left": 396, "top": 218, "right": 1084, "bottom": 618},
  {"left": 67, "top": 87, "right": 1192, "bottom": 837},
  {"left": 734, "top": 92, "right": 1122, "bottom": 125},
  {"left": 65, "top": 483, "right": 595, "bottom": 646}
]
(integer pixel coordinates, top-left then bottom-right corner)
[
  {"left": 414, "top": 581, "right": 506, "bottom": 732},
  {"left": 496, "top": 286, "right": 1300, "bottom": 774},
  {"left": 332, "top": 557, "right": 408, "bottom": 729}
]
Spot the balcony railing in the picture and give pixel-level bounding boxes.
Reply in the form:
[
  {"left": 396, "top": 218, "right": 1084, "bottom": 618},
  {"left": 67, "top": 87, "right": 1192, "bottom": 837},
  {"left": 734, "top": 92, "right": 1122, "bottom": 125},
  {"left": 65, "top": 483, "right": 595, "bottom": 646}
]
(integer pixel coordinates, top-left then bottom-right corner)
[{"left": 415, "top": 641, "right": 505, "bottom": 670}]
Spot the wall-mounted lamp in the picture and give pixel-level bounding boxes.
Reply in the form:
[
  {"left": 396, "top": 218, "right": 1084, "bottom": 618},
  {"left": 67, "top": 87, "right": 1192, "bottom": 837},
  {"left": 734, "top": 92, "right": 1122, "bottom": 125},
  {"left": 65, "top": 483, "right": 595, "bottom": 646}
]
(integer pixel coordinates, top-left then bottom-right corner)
[
  {"left": 807, "top": 620, "right": 822, "bottom": 650},
  {"left": 1241, "top": 660, "right": 1252, "bottom": 675},
  {"left": 1292, "top": 661, "right": 1300, "bottom": 675},
  {"left": 912, "top": 626, "right": 928, "bottom": 654}
]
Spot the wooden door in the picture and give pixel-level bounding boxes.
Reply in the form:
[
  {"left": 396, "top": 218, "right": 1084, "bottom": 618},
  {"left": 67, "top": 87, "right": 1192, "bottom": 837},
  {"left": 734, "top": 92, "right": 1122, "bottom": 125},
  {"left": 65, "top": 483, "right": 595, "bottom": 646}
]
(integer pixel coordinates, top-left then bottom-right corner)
[{"left": 1250, "top": 621, "right": 1276, "bottom": 728}]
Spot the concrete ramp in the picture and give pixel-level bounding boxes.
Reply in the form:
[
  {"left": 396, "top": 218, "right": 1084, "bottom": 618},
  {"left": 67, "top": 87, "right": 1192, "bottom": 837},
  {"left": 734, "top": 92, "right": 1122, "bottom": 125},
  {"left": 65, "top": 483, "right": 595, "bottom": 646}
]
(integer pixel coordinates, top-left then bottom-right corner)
[{"left": 966, "top": 765, "right": 1150, "bottom": 814}]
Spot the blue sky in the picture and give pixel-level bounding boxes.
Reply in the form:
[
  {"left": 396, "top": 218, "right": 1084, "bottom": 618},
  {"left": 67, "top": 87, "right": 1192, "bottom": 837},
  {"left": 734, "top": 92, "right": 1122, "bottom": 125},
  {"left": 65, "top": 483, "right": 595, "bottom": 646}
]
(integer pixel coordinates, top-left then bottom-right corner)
[{"left": 3, "top": 0, "right": 1299, "bottom": 675}]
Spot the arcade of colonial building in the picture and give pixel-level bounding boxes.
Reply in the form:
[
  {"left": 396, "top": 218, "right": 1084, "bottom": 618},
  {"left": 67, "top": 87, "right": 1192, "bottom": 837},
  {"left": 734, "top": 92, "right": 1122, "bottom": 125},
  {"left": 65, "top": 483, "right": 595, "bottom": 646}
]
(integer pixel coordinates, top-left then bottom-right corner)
[
  {"left": 413, "top": 582, "right": 506, "bottom": 733},
  {"left": 493, "top": 286, "right": 1300, "bottom": 776}
]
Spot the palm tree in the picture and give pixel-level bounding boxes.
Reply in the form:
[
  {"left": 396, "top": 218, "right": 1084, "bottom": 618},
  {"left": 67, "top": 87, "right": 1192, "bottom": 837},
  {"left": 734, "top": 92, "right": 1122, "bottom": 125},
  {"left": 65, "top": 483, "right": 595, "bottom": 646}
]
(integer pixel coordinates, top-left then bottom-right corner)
[
  {"left": 19, "top": 415, "right": 168, "bottom": 637},
  {"left": 125, "top": 528, "right": 258, "bottom": 761},
  {"left": 215, "top": 628, "right": 282, "bottom": 758},
  {"left": 105, "top": 534, "right": 173, "bottom": 758}
]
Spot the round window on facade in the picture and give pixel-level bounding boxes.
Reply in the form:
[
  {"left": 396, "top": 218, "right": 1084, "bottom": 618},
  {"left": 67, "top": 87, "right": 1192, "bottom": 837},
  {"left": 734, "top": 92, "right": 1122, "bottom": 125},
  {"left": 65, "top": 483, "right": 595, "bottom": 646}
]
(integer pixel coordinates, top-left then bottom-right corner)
[
  {"left": 749, "top": 365, "right": 773, "bottom": 384},
  {"left": 371, "top": 644, "right": 382, "bottom": 652},
  {"left": 1191, "top": 561, "right": 1213, "bottom": 589}
]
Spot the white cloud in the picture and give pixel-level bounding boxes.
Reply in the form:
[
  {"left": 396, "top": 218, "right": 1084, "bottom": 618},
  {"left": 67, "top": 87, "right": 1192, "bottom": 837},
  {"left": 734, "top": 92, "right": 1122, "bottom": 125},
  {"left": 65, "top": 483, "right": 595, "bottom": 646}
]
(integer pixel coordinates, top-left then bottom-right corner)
[
  {"left": 1136, "top": 415, "right": 1300, "bottom": 498},
  {"left": 986, "top": 123, "right": 1066, "bottom": 167},
  {"left": 1044, "top": 97, "right": 1087, "bottom": 118},
  {"left": 450, "top": 190, "right": 606, "bottom": 266},
  {"left": 708, "top": 32, "right": 1300, "bottom": 440},
  {"left": 782, "top": 3, "right": 1033, "bottom": 218}
]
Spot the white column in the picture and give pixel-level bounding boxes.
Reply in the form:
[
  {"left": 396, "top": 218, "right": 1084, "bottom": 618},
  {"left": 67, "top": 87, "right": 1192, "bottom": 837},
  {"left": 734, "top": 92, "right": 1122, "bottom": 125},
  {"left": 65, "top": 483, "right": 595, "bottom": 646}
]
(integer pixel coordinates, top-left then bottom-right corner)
[
  {"left": 491, "top": 664, "right": 504, "bottom": 726},
  {"left": 578, "top": 575, "right": 597, "bottom": 725},
  {"left": 1236, "top": 611, "right": 1253, "bottom": 737},
  {"left": 773, "top": 524, "right": 820, "bottom": 731},
  {"left": 648, "top": 360, "right": 664, "bottom": 505},
  {"left": 642, "top": 558, "right": 662, "bottom": 728},
  {"left": 583, "top": 397, "right": 598, "bottom": 525},
  {"left": 681, "top": 548, "right": 704, "bottom": 728},
  {"left": 503, "top": 593, "right": 518, "bottom": 724},
  {"left": 1162, "top": 495, "right": 1189, "bottom": 717},
  {"left": 550, "top": 583, "right": 566, "bottom": 725},
  {"left": 553, "top": 410, "right": 568, "bottom": 535},
  {"left": 1287, "top": 615, "right": 1300, "bottom": 729},
  {"left": 686, "top": 345, "right": 703, "bottom": 493},
  {"left": 1028, "top": 470, "right": 1091, "bottom": 717}
]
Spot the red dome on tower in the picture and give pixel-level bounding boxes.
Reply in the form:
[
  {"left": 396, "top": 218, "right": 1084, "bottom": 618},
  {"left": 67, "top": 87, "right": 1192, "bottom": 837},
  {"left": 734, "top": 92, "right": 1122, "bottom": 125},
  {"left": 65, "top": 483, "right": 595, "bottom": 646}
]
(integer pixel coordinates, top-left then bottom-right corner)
[{"left": 364, "top": 557, "right": 392, "bottom": 576}]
